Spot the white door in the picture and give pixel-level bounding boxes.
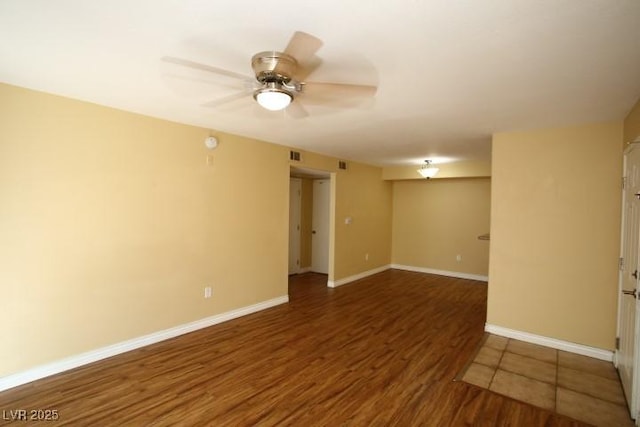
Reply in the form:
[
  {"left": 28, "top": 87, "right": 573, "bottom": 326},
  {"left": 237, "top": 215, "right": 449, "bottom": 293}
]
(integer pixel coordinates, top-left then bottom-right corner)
[
  {"left": 311, "top": 179, "right": 330, "bottom": 274},
  {"left": 288, "top": 178, "right": 301, "bottom": 275},
  {"left": 618, "top": 143, "right": 640, "bottom": 418}
]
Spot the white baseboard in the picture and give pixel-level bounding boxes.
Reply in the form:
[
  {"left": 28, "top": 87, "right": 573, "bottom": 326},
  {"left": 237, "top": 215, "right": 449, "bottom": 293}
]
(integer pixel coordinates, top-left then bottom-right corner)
[
  {"left": 0, "top": 295, "right": 289, "bottom": 392},
  {"left": 390, "top": 264, "right": 488, "bottom": 282},
  {"left": 299, "top": 267, "right": 312, "bottom": 274},
  {"left": 328, "top": 265, "right": 391, "bottom": 288},
  {"left": 485, "top": 324, "right": 613, "bottom": 361}
]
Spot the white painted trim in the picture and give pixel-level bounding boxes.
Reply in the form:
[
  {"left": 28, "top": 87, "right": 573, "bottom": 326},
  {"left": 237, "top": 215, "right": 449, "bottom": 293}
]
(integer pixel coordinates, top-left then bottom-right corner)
[
  {"left": 0, "top": 295, "right": 289, "bottom": 392},
  {"left": 299, "top": 267, "right": 312, "bottom": 274},
  {"left": 390, "top": 264, "right": 488, "bottom": 282},
  {"left": 485, "top": 324, "right": 614, "bottom": 362},
  {"left": 327, "top": 265, "right": 391, "bottom": 288}
]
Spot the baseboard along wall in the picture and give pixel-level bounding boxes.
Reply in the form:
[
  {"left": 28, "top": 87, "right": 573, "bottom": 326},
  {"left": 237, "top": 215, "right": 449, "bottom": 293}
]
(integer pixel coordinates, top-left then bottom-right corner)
[
  {"left": 390, "top": 264, "right": 488, "bottom": 282},
  {"left": 327, "top": 264, "right": 488, "bottom": 288},
  {"left": 5, "top": 270, "right": 608, "bottom": 393},
  {"left": 327, "top": 265, "right": 391, "bottom": 288},
  {"left": 485, "top": 323, "right": 614, "bottom": 362},
  {"left": 0, "top": 295, "right": 289, "bottom": 393}
]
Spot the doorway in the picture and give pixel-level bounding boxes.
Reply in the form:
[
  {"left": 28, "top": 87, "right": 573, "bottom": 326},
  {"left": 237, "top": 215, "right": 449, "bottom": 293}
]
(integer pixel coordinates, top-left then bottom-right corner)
[{"left": 289, "top": 166, "right": 332, "bottom": 282}]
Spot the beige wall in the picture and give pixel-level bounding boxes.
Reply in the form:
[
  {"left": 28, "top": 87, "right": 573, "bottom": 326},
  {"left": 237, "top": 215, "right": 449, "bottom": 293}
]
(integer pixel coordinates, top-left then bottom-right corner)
[
  {"left": 487, "top": 121, "right": 623, "bottom": 350},
  {"left": 0, "top": 83, "right": 290, "bottom": 376},
  {"left": 333, "top": 163, "right": 393, "bottom": 279},
  {"left": 383, "top": 159, "right": 491, "bottom": 180},
  {"left": 0, "top": 83, "right": 392, "bottom": 377},
  {"left": 391, "top": 178, "right": 491, "bottom": 276}
]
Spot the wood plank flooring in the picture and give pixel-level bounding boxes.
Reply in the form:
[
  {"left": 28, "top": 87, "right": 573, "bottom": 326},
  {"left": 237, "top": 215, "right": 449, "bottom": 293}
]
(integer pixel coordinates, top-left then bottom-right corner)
[{"left": 0, "top": 270, "right": 588, "bottom": 426}]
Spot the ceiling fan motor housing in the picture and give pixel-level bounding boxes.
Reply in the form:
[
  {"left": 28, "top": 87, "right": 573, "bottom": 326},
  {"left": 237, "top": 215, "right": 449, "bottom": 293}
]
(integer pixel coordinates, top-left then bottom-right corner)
[{"left": 251, "top": 51, "right": 297, "bottom": 84}]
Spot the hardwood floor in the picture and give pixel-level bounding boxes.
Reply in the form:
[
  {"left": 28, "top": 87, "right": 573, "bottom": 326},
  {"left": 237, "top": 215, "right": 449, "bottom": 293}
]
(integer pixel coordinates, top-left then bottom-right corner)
[{"left": 0, "top": 270, "right": 587, "bottom": 426}]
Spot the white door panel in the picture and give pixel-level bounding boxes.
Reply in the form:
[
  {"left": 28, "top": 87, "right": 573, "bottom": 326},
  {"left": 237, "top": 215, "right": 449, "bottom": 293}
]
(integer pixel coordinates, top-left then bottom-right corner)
[
  {"left": 618, "top": 143, "right": 640, "bottom": 419},
  {"left": 311, "top": 179, "right": 330, "bottom": 274}
]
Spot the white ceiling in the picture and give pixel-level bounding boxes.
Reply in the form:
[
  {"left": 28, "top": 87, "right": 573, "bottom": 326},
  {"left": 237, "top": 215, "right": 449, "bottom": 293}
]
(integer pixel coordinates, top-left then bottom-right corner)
[{"left": 1, "top": 0, "right": 639, "bottom": 167}]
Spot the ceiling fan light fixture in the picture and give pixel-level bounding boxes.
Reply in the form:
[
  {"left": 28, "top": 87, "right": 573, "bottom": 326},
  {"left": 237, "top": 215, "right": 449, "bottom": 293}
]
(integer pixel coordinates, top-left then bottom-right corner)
[
  {"left": 254, "top": 82, "right": 293, "bottom": 111},
  {"left": 418, "top": 160, "right": 439, "bottom": 179}
]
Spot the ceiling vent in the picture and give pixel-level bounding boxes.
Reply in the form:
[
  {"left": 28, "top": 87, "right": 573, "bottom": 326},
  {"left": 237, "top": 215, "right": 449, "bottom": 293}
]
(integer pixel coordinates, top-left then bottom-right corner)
[
  {"left": 289, "top": 150, "right": 302, "bottom": 162},
  {"left": 338, "top": 161, "right": 348, "bottom": 170}
]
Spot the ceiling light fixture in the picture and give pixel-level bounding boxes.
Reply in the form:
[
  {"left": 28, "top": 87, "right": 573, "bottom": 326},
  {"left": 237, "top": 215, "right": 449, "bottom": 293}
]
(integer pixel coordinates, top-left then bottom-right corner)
[
  {"left": 254, "top": 82, "right": 293, "bottom": 111},
  {"left": 418, "top": 160, "right": 439, "bottom": 179}
]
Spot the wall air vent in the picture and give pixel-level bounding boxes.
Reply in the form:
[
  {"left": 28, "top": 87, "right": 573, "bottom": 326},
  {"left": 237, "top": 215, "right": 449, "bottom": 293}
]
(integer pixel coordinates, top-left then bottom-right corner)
[
  {"left": 338, "top": 161, "right": 347, "bottom": 170},
  {"left": 290, "top": 150, "right": 301, "bottom": 162}
]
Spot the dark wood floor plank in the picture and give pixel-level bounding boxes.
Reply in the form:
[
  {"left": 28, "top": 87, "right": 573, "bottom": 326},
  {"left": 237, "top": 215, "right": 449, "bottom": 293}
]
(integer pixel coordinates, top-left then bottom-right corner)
[{"left": 0, "top": 270, "right": 588, "bottom": 426}]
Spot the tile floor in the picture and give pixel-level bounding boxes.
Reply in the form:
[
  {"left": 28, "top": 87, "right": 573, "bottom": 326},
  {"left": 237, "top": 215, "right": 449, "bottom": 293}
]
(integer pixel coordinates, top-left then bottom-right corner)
[{"left": 461, "top": 334, "right": 634, "bottom": 427}]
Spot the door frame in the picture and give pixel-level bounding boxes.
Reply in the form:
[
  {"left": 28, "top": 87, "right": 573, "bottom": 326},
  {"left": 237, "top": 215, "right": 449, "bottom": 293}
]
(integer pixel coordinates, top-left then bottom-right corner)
[
  {"left": 288, "top": 178, "right": 302, "bottom": 275},
  {"left": 289, "top": 166, "right": 335, "bottom": 286},
  {"left": 616, "top": 140, "right": 640, "bottom": 420}
]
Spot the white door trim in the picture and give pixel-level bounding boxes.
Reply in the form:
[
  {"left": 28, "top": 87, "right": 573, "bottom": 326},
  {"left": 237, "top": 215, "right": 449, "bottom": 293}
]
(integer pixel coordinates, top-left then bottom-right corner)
[
  {"left": 288, "top": 178, "right": 302, "bottom": 275},
  {"left": 616, "top": 141, "right": 640, "bottom": 420}
]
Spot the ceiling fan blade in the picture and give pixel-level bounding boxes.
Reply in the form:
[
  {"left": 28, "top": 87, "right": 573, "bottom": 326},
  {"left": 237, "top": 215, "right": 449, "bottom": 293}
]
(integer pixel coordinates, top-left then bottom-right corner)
[
  {"left": 286, "top": 101, "right": 309, "bottom": 119},
  {"left": 283, "top": 31, "right": 323, "bottom": 64},
  {"left": 301, "top": 82, "right": 377, "bottom": 103},
  {"left": 162, "top": 56, "right": 252, "bottom": 82},
  {"left": 294, "top": 56, "right": 323, "bottom": 82},
  {"left": 201, "top": 89, "right": 253, "bottom": 108},
  {"left": 163, "top": 73, "right": 243, "bottom": 91}
]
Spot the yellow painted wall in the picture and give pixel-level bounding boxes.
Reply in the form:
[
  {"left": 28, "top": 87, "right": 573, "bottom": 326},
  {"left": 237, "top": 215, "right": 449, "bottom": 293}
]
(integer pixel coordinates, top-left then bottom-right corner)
[
  {"left": 333, "top": 163, "right": 393, "bottom": 279},
  {"left": 0, "top": 83, "right": 290, "bottom": 376},
  {"left": 0, "top": 83, "right": 392, "bottom": 377},
  {"left": 382, "top": 159, "right": 491, "bottom": 180},
  {"left": 391, "top": 178, "right": 491, "bottom": 276},
  {"left": 487, "top": 122, "right": 623, "bottom": 350}
]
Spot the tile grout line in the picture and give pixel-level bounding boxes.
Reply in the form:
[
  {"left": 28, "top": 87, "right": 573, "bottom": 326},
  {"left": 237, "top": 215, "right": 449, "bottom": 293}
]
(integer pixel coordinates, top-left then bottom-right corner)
[
  {"left": 486, "top": 336, "right": 509, "bottom": 389},
  {"left": 465, "top": 336, "right": 633, "bottom": 425},
  {"left": 457, "top": 332, "right": 491, "bottom": 383}
]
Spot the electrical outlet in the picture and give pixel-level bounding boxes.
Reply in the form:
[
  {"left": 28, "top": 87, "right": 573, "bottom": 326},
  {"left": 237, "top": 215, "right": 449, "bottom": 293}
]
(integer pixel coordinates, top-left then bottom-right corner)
[
  {"left": 204, "top": 286, "right": 212, "bottom": 298},
  {"left": 456, "top": 254, "right": 462, "bottom": 262},
  {"left": 365, "top": 253, "right": 369, "bottom": 261}
]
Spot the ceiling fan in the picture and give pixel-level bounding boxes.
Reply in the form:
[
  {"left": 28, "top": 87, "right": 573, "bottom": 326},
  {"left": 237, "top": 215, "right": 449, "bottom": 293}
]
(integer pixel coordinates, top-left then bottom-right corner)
[{"left": 162, "top": 31, "right": 376, "bottom": 118}]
